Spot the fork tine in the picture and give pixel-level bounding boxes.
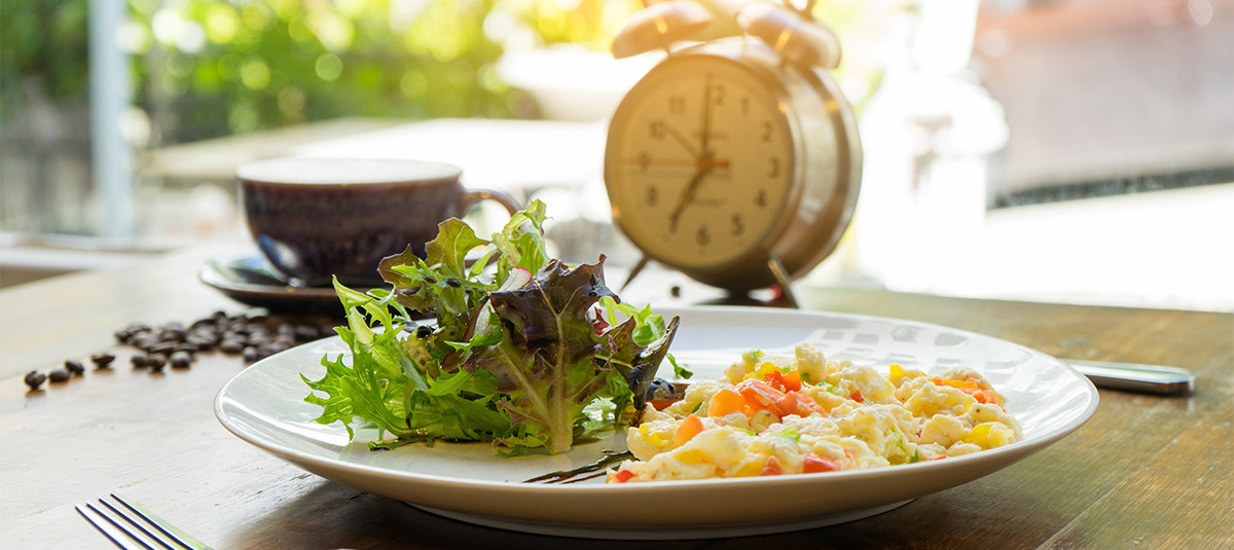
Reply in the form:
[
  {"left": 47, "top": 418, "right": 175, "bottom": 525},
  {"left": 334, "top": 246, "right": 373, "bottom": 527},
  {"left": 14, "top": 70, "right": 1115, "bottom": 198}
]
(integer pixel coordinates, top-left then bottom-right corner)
[
  {"left": 97, "top": 497, "right": 178, "bottom": 550},
  {"left": 76, "top": 502, "right": 157, "bottom": 550},
  {"left": 109, "top": 494, "right": 205, "bottom": 550}
]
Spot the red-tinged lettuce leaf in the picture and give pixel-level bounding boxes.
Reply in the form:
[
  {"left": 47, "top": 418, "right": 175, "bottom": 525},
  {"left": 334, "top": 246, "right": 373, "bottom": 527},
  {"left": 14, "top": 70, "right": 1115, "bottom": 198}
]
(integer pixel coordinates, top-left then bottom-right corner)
[
  {"left": 466, "top": 258, "right": 618, "bottom": 453},
  {"left": 612, "top": 316, "right": 679, "bottom": 414}
]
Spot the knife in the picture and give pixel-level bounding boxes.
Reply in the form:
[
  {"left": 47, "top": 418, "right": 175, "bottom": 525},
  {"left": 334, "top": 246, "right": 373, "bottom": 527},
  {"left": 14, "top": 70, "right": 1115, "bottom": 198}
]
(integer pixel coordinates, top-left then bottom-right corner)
[{"left": 1067, "top": 359, "right": 1196, "bottom": 396}]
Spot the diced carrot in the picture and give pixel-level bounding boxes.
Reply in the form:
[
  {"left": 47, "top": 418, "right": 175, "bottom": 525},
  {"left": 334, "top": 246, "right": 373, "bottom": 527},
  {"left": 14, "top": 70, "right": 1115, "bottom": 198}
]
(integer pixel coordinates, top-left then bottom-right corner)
[
  {"left": 612, "top": 469, "right": 635, "bottom": 483},
  {"left": 674, "top": 414, "right": 704, "bottom": 447},
  {"left": 849, "top": 389, "right": 864, "bottom": 403},
  {"left": 803, "top": 453, "right": 840, "bottom": 473},
  {"left": 928, "top": 455, "right": 948, "bottom": 461},
  {"left": 760, "top": 456, "right": 783, "bottom": 476},
  {"left": 782, "top": 369, "right": 802, "bottom": 392},
  {"left": 933, "top": 377, "right": 980, "bottom": 390},
  {"left": 707, "top": 388, "right": 745, "bottom": 417}
]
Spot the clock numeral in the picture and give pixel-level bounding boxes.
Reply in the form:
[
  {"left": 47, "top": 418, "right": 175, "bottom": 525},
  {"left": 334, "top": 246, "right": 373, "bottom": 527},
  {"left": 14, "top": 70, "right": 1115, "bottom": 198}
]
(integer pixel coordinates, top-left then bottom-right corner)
[
  {"left": 650, "top": 120, "right": 666, "bottom": 140},
  {"left": 730, "top": 213, "right": 744, "bottom": 236},
  {"left": 767, "top": 157, "right": 781, "bottom": 178},
  {"left": 645, "top": 185, "right": 658, "bottom": 206},
  {"left": 712, "top": 83, "right": 726, "bottom": 106},
  {"left": 741, "top": 96, "right": 750, "bottom": 116},
  {"left": 669, "top": 95, "right": 686, "bottom": 115},
  {"left": 637, "top": 151, "right": 651, "bottom": 172},
  {"left": 761, "top": 121, "right": 773, "bottom": 142},
  {"left": 756, "top": 189, "right": 768, "bottom": 208},
  {"left": 696, "top": 225, "right": 710, "bottom": 246}
]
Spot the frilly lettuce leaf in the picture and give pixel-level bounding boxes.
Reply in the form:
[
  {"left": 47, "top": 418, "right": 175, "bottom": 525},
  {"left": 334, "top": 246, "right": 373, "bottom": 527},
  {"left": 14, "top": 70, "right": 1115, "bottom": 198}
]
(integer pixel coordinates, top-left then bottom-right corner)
[{"left": 303, "top": 200, "right": 677, "bottom": 455}]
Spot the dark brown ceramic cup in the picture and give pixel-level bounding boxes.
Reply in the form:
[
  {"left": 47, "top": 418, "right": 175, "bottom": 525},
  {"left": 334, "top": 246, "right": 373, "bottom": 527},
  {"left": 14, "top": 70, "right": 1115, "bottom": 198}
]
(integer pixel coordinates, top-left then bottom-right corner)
[{"left": 238, "top": 158, "right": 519, "bottom": 287}]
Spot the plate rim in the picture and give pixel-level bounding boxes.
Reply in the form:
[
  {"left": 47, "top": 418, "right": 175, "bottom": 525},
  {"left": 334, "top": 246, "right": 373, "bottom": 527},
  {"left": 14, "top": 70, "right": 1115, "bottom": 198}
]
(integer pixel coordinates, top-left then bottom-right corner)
[{"left": 213, "top": 305, "right": 1099, "bottom": 530}]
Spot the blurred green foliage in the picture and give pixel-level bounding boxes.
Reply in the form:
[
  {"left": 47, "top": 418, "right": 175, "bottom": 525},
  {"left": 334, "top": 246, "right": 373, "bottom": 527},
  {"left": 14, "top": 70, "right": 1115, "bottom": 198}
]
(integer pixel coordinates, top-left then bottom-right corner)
[
  {"left": 1, "top": 0, "right": 91, "bottom": 115},
  {"left": 1, "top": 0, "right": 639, "bottom": 144},
  {"left": 2, "top": 0, "right": 886, "bottom": 144}
]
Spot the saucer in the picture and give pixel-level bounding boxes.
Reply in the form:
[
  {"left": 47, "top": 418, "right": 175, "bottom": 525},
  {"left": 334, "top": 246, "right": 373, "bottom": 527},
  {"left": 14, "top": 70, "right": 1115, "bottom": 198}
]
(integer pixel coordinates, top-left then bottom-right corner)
[{"left": 200, "top": 256, "right": 381, "bottom": 316}]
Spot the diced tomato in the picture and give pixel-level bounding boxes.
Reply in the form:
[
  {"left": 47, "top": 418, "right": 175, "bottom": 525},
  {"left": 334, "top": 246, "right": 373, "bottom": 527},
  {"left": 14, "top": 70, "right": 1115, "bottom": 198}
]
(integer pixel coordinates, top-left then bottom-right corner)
[
  {"left": 760, "top": 456, "right": 783, "bottom": 476},
  {"left": 762, "top": 370, "right": 785, "bottom": 391},
  {"left": 738, "top": 379, "right": 790, "bottom": 416},
  {"left": 612, "top": 469, "right": 635, "bottom": 483},
  {"left": 707, "top": 388, "right": 745, "bottom": 417},
  {"left": 786, "top": 391, "right": 825, "bottom": 417},
  {"left": 849, "top": 389, "right": 864, "bottom": 403},
  {"left": 781, "top": 369, "right": 802, "bottom": 392},
  {"left": 803, "top": 454, "right": 840, "bottom": 473},
  {"left": 674, "top": 414, "right": 704, "bottom": 447}
]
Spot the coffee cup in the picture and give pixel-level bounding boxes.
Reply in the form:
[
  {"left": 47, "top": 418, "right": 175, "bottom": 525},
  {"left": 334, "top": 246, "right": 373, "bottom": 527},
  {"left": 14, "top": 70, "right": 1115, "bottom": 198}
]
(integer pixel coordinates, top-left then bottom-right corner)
[{"left": 237, "top": 157, "right": 520, "bottom": 287}]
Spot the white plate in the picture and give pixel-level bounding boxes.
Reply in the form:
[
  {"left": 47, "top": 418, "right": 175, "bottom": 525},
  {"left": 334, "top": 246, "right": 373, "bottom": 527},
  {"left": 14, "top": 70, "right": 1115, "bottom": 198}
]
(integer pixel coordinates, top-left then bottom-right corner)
[{"left": 215, "top": 306, "right": 1098, "bottom": 539}]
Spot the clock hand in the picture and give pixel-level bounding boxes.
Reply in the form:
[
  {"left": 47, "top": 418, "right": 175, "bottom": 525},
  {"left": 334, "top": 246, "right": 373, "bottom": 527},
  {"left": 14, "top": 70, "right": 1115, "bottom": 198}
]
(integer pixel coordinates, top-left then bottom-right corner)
[
  {"left": 699, "top": 73, "right": 714, "bottom": 156},
  {"left": 665, "top": 125, "right": 700, "bottom": 159},
  {"left": 667, "top": 152, "right": 713, "bottom": 232},
  {"left": 668, "top": 74, "right": 718, "bottom": 234}
]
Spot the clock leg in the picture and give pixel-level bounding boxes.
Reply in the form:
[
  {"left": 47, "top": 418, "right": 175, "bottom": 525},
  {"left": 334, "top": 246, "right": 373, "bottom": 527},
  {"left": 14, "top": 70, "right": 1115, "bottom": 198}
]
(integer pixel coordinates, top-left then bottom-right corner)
[
  {"left": 767, "top": 257, "right": 800, "bottom": 309},
  {"left": 620, "top": 254, "right": 653, "bottom": 291}
]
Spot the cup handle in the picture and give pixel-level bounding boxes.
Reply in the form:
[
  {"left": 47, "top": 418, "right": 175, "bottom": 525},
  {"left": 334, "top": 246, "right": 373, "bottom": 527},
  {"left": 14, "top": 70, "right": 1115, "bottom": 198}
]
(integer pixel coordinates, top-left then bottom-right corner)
[{"left": 461, "top": 188, "right": 522, "bottom": 215}]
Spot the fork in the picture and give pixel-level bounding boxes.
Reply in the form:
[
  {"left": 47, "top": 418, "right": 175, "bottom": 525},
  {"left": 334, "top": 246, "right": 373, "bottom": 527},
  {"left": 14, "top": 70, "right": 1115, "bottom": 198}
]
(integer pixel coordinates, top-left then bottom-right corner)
[{"left": 76, "top": 493, "right": 212, "bottom": 550}]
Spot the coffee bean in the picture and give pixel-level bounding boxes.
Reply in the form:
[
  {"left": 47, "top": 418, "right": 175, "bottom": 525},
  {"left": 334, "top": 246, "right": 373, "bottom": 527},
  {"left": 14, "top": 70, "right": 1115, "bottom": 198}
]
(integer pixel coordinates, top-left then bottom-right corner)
[
  {"left": 186, "top": 332, "right": 217, "bottom": 348},
  {"left": 48, "top": 369, "right": 71, "bottom": 383},
  {"left": 219, "top": 339, "right": 245, "bottom": 354},
  {"left": 64, "top": 359, "right": 85, "bottom": 376},
  {"left": 131, "top": 353, "right": 150, "bottom": 368},
  {"left": 147, "top": 354, "right": 167, "bottom": 372},
  {"left": 131, "top": 335, "right": 157, "bottom": 351},
  {"left": 24, "top": 371, "right": 47, "bottom": 390},
  {"left": 242, "top": 346, "right": 259, "bottom": 362},
  {"left": 294, "top": 325, "right": 320, "bottom": 341},
  {"left": 170, "top": 351, "right": 192, "bottom": 369},
  {"left": 91, "top": 353, "right": 116, "bottom": 369},
  {"left": 150, "top": 341, "right": 178, "bottom": 355},
  {"left": 162, "top": 328, "right": 188, "bottom": 342}
]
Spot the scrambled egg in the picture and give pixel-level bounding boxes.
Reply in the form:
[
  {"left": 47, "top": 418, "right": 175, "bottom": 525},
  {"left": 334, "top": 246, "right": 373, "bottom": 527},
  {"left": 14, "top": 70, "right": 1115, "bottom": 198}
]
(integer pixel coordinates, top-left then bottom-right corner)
[{"left": 607, "top": 344, "right": 1022, "bottom": 483}]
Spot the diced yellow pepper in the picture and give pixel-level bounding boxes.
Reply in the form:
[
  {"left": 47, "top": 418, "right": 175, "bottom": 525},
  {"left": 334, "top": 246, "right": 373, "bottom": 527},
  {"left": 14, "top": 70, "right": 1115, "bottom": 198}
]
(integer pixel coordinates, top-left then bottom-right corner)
[
  {"left": 674, "top": 448, "right": 707, "bottom": 464},
  {"left": 640, "top": 424, "right": 670, "bottom": 447},
  {"left": 963, "top": 422, "right": 1013, "bottom": 449}
]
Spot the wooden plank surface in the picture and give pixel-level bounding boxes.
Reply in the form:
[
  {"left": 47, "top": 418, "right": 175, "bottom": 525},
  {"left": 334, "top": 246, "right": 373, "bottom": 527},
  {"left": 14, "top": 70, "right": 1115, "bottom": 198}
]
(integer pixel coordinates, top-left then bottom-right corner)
[{"left": 1, "top": 245, "right": 1230, "bottom": 549}]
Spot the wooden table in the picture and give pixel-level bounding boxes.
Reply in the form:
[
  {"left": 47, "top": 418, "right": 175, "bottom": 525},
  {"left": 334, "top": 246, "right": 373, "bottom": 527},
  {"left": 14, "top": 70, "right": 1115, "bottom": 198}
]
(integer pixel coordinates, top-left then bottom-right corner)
[{"left": 1, "top": 243, "right": 1231, "bottom": 548}]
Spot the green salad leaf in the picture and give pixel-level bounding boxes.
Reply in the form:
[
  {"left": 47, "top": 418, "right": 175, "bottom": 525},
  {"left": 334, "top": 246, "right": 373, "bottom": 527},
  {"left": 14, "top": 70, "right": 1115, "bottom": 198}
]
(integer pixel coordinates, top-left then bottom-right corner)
[{"left": 302, "top": 200, "right": 678, "bottom": 455}]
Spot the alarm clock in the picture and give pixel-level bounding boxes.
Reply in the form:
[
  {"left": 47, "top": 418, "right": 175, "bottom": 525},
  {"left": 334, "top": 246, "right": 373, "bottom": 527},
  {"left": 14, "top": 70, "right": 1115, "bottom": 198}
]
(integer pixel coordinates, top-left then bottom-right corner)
[{"left": 603, "top": 1, "right": 862, "bottom": 295}]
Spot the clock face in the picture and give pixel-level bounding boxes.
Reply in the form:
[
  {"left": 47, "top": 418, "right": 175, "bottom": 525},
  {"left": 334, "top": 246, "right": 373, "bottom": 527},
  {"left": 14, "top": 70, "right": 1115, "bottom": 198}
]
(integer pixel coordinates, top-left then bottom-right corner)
[{"left": 605, "top": 54, "right": 796, "bottom": 270}]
